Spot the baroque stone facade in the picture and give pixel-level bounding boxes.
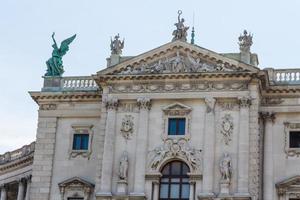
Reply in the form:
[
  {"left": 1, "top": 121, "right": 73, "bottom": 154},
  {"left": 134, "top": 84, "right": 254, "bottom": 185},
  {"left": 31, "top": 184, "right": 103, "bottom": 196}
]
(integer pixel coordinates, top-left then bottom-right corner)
[{"left": 1, "top": 15, "right": 300, "bottom": 200}]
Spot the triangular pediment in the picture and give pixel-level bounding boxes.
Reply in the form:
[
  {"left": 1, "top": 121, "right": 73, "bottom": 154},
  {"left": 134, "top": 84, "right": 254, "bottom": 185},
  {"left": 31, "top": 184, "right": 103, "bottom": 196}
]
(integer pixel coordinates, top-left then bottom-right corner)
[
  {"left": 276, "top": 175, "right": 300, "bottom": 195},
  {"left": 58, "top": 177, "right": 94, "bottom": 188},
  {"left": 98, "top": 40, "right": 259, "bottom": 76}
]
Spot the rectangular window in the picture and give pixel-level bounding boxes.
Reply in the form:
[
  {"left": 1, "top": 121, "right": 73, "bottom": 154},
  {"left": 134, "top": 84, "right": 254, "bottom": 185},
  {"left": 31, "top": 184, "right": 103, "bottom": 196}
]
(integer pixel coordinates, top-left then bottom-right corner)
[
  {"left": 290, "top": 131, "right": 300, "bottom": 148},
  {"left": 72, "top": 133, "right": 89, "bottom": 150},
  {"left": 168, "top": 118, "right": 186, "bottom": 135},
  {"left": 68, "top": 198, "right": 84, "bottom": 200}
]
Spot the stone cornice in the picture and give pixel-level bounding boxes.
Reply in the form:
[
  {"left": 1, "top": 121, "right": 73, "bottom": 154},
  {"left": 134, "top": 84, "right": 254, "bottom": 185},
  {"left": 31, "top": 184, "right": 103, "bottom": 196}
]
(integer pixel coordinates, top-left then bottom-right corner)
[
  {"left": 29, "top": 91, "right": 102, "bottom": 105},
  {"left": 0, "top": 153, "right": 34, "bottom": 175}
]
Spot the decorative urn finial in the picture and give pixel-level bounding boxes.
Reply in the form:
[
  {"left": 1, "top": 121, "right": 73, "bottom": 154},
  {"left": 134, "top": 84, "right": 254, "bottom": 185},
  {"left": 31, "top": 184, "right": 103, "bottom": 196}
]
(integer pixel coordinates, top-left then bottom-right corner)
[
  {"left": 172, "top": 10, "right": 189, "bottom": 42},
  {"left": 110, "top": 33, "right": 124, "bottom": 55},
  {"left": 238, "top": 30, "right": 253, "bottom": 52}
]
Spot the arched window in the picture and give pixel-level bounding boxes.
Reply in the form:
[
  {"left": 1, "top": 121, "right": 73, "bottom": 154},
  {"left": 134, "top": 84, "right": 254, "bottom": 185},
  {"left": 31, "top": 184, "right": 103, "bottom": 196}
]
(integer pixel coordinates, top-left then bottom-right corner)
[{"left": 159, "top": 161, "right": 190, "bottom": 200}]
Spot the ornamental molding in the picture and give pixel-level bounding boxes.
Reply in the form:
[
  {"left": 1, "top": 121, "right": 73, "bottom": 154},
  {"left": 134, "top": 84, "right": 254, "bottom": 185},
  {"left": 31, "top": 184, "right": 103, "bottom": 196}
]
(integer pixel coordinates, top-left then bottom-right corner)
[
  {"left": 205, "top": 97, "right": 216, "bottom": 113},
  {"left": 58, "top": 177, "right": 94, "bottom": 200},
  {"left": 40, "top": 104, "right": 57, "bottom": 110},
  {"left": 260, "top": 112, "right": 276, "bottom": 123},
  {"left": 238, "top": 96, "right": 252, "bottom": 108},
  {"left": 284, "top": 122, "right": 300, "bottom": 157},
  {"left": 162, "top": 102, "right": 192, "bottom": 116},
  {"left": 108, "top": 81, "right": 248, "bottom": 94},
  {"left": 218, "top": 100, "right": 238, "bottom": 111},
  {"left": 137, "top": 97, "right": 151, "bottom": 110},
  {"left": 261, "top": 97, "right": 284, "bottom": 105},
  {"left": 220, "top": 114, "right": 234, "bottom": 145},
  {"left": 105, "top": 97, "right": 119, "bottom": 110},
  {"left": 118, "top": 102, "right": 139, "bottom": 113},
  {"left": 148, "top": 138, "right": 202, "bottom": 174},
  {"left": 276, "top": 175, "right": 300, "bottom": 196},
  {"left": 120, "top": 115, "right": 134, "bottom": 140}
]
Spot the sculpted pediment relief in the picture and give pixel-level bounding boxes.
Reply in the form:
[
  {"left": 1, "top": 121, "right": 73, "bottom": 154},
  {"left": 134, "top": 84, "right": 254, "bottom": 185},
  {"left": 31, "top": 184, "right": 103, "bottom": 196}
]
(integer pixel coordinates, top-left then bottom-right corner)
[
  {"left": 98, "top": 41, "right": 259, "bottom": 76},
  {"left": 113, "top": 51, "right": 243, "bottom": 75}
]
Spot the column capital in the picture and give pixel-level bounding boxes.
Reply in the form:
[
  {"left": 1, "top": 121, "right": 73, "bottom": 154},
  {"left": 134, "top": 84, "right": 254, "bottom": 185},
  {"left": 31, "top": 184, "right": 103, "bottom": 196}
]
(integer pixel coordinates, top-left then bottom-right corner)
[
  {"left": 137, "top": 97, "right": 151, "bottom": 110},
  {"left": 204, "top": 97, "right": 216, "bottom": 113},
  {"left": 260, "top": 112, "right": 276, "bottom": 123},
  {"left": 238, "top": 96, "right": 252, "bottom": 108},
  {"left": 105, "top": 97, "right": 119, "bottom": 110},
  {"left": 0, "top": 183, "right": 8, "bottom": 189}
]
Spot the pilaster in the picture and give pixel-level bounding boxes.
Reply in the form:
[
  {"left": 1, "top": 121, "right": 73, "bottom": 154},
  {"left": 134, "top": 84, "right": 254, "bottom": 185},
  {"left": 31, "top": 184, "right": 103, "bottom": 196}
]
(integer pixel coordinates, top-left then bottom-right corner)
[
  {"left": 97, "top": 97, "right": 119, "bottom": 197},
  {"left": 17, "top": 179, "right": 25, "bottom": 200},
  {"left": 236, "top": 97, "right": 251, "bottom": 195},
  {"left": 0, "top": 185, "right": 7, "bottom": 200},
  {"left": 131, "top": 97, "right": 151, "bottom": 198},
  {"left": 261, "top": 112, "right": 276, "bottom": 200},
  {"left": 202, "top": 97, "right": 216, "bottom": 196}
]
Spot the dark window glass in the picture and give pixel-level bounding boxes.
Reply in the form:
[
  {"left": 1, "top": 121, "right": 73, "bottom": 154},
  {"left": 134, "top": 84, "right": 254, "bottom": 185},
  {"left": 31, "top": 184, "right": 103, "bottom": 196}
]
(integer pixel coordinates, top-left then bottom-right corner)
[
  {"left": 290, "top": 131, "right": 300, "bottom": 148},
  {"left": 168, "top": 118, "right": 186, "bottom": 135},
  {"left": 68, "top": 198, "right": 84, "bottom": 200},
  {"left": 72, "top": 134, "right": 89, "bottom": 150},
  {"left": 159, "top": 161, "right": 190, "bottom": 200}
]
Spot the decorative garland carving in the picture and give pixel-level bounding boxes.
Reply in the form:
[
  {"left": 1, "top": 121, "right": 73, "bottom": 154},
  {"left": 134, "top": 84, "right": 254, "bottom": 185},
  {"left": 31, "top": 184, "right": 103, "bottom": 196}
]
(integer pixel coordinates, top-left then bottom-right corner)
[
  {"left": 148, "top": 138, "right": 202, "bottom": 173},
  {"left": 220, "top": 114, "right": 234, "bottom": 145},
  {"left": 120, "top": 115, "right": 134, "bottom": 140},
  {"left": 109, "top": 81, "right": 248, "bottom": 94}
]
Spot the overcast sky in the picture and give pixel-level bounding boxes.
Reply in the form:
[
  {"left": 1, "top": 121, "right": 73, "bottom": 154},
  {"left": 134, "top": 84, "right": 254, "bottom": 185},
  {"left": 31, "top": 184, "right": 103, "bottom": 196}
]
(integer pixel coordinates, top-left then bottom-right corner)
[{"left": 1, "top": 0, "right": 300, "bottom": 153}]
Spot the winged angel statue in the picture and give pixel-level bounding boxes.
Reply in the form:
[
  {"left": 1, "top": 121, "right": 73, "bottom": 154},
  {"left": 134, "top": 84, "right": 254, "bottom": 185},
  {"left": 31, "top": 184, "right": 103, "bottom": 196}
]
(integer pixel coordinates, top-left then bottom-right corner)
[{"left": 45, "top": 32, "right": 76, "bottom": 76}]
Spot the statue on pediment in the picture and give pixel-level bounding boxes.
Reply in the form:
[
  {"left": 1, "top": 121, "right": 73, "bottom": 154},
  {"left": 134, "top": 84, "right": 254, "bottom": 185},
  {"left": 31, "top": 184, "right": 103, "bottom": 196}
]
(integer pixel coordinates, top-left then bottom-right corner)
[
  {"left": 111, "top": 34, "right": 124, "bottom": 55},
  {"left": 172, "top": 10, "right": 189, "bottom": 42},
  {"left": 45, "top": 33, "right": 76, "bottom": 76}
]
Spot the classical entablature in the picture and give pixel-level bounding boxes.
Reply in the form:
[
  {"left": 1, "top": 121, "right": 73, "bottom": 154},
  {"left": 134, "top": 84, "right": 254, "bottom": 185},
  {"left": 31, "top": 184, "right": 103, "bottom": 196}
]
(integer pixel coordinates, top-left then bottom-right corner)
[{"left": 94, "top": 40, "right": 260, "bottom": 82}]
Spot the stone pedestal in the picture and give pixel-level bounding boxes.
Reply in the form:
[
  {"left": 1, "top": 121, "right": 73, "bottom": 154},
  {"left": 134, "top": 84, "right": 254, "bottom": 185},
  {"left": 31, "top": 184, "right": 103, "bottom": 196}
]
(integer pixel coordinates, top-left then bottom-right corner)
[
  {"left": 42, "top": 76, "right": 62, "bottom": 92},
  {"left": 117, "top": 180, "right": 128, "bottom": 195},
  {"left": 219, "top": 180, "right": 230, "bottom": 196}
]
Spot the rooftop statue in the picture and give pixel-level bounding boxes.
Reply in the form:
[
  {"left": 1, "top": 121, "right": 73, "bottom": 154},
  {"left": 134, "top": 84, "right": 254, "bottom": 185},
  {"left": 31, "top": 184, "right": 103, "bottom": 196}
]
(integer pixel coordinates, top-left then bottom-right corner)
[
  {"left": 238, "top": 30, "right": 253, "bottom": 52},
  {"left": 172, "top": 10, "right": 189, "bottom": 42},
  {"left": 110, "top": 34, "right": 124, "bottom": 55},
  {"left": 45, "top": 33, "right": 76, "bottom": 77}
]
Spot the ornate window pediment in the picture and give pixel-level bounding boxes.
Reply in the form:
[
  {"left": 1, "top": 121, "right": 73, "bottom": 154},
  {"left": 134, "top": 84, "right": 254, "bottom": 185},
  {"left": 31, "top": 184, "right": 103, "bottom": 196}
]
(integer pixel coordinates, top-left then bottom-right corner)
[
  {"left": 58, "top": 177, "right": 94, "bottom": 200},
  {"left": 162, "top": 102, "right": 192, "bottom": 140},
  {"left": 276, "top": 176, "right": 300, "bottom": 198}
]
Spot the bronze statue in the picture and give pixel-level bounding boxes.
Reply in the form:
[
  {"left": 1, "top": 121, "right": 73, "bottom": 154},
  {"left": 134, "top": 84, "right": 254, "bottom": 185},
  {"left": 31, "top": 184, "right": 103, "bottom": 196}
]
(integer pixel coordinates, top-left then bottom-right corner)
[{"left": 45, "top": 32, "right": 76, "bottom": 76}]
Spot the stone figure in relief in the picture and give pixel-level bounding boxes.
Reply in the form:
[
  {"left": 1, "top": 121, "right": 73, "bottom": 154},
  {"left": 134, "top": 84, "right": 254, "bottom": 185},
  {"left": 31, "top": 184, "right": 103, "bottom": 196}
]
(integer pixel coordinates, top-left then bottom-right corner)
[
  {"left": 172, "top": 10, "right": 189, "bottom": 42},
  {"left": 111, "top": 34, "right": 124, "bottom": 55},
  {"left": 120, "top": 115, "right": 134, "bottom": 140},
  {"left": 119, "top": 151, "right": 129, "bottom": 180},
  {"left": 238, "top": 30, "right": 253, "bottom": 52},
  {"left": 219, "top": 153, "right": 232, "bottom": 182}
]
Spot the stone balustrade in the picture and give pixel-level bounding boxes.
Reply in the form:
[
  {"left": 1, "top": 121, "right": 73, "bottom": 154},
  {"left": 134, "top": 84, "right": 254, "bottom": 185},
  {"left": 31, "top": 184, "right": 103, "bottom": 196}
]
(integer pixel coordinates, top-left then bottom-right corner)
[
  {"left": 42, "top": 76, "right": 99, "bottom": 92},
  {"left": 266, "top": 68, "right": 300, "bottom": 85},
  {"left": 62, "top": 76, "right": 98, "bottom": 91},
  {"left": 0, "top": 142, "right": 35, "bottom": 165}
]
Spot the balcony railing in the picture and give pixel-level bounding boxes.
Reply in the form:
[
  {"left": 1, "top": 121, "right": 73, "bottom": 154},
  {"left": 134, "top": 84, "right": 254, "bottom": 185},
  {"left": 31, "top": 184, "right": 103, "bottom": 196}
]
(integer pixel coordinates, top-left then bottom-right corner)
[
  {"left": 62, "top": 76, "right": 98, "bottom": 91},
  {"left": 42, "top": 76, "right": 99, "bottom": 92},
  {"left": 266, "top": 68, "right": 300, "bottom": 85}
]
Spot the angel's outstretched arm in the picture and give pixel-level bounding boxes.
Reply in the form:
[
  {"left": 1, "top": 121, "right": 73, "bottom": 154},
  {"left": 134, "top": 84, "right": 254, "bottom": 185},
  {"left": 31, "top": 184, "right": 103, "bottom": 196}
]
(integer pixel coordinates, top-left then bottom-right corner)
[{"left": 51, "top": 32, "right": 58, "bottom": 49}]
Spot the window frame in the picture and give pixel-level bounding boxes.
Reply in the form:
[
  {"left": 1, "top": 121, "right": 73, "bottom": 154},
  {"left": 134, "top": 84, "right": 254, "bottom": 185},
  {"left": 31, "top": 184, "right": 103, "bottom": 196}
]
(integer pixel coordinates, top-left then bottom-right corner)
[
  {"left": 168, "top": 118, "right": 186, "bottom": 136},
  {"left": 284, "top": 122, "right": 300, "bottom": 157},
  {"left": 72, "top": 133, "right": 90, "bottom": 151},
  {"left": 69, "top": 124, "right": 93, "bottom": 159},
  {"left": 162, "top": 103, "right": 192, "bottom": 141}
]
